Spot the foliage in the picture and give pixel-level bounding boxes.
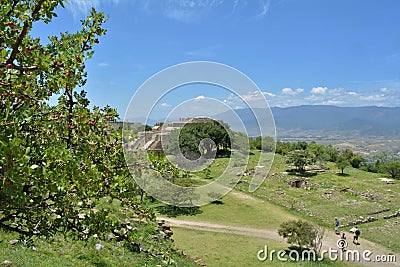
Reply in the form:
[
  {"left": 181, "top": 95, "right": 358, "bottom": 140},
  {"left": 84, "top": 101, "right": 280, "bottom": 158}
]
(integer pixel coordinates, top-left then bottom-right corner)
[
  {"left": 380, "top": 159, "right": 400, "bottom": 179},
  {"left": 168, "top": 120, "right": 231, "bottom": 160},
  {"left": 249, "top": 136, "right": 275, "bottom": 152},
  {"left": 306, "top": 141, "right": 327, "bottom": 166},
  {"left": 147, "top": 152, "right": 183, "bottom": 179},
  {"left": 278, "top": 220, "right": 323, "bottom": 250},
  {"left": 276, "top": 141, "right": 308, "bottom": 155},
  {"left": 335, "top": 155, "right": 350, "bottom": 174},
  {"left": 0, "top": 2, "right": 186, "bottom": 263},
  {"left": 349, "top": 154, "right": 365, "bottom": 168},
  {"left": 0, "top": 228, "right": 198, "bottom": 266},
  {"left": 286, "top": 150, "right": 316, "bottom": 173}
]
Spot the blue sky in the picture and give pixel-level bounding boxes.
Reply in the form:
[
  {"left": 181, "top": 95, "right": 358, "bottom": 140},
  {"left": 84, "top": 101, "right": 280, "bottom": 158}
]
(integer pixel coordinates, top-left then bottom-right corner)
[{"left": 32, "top": 0, "right": 400, "bottom": 121}]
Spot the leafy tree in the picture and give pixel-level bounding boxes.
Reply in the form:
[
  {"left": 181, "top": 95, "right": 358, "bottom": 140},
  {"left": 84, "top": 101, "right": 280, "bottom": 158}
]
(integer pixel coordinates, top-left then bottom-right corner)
[
  {"left": 250, "top": 136, "right": 275, "bottom": 152},
  {"left": 341, "top": 148, "right": 354, "bottom": 160},
  {"left": 276, "top": 141, "right": 290, "bottom": 155},
  {"left": 380, "top": 159, "right": 400, "bottom": 179},
  {"left": 231, "top": 131, "right": 249, "bottom": 152},
  {"left": 249, "top": 136, "right": 262, "bottom": 150},
  {"left": 359, "top": 162, "right": 379, "bottom": 173},
  {"left": 336, "top": 155, "right": 351, "bottom": 175},
  {"left": 278, "top": 220, "right": 323, "bottom": 250},
  {"left": 324, "top": 145, "right": 339, "bottom": 162},
  {"left": 350, "top": 154, "right": 365, "bottom": 168},
  {"left": 307, "top": 141, "right": 328, "bottom": 167},
  {"left": 169, "top": 120, "right": 231, "bottom": 160},
  {"left": 286, "top": 150, "right": 316, "bottom": 173},
  {"left": 293, "top": 141, "right": 308, "bottom": 150},
  {"left": 0, "top": 1, "right": 172, "bottom": 259}
]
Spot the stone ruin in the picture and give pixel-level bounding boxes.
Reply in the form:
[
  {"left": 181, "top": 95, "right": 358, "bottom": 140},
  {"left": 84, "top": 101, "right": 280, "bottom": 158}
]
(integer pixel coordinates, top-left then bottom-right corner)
[
  {"left": 288, "top": 177, "right": 311, "bottom": 188},
  {"left": 123, "top": 118, "right": 216, "bottom": 153}
]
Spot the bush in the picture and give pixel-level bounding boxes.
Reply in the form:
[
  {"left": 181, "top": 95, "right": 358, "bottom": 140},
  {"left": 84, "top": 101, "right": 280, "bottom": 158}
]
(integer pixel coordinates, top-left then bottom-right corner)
[{"left": 278, "top": 220, "right": 324, "bottom": 251}]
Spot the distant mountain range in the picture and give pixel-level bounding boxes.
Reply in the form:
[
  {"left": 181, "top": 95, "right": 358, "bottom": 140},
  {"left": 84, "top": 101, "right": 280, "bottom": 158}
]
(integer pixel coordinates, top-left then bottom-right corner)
[
  {"left": 214, "top": 105, "right": 400, "bottom": 138},
  {"left": 127, "top": 105, "right": 400, "bottom": 139}
]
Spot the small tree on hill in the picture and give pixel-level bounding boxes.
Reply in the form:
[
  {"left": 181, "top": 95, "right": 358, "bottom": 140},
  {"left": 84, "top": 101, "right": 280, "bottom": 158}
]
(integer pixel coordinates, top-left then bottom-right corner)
[
  {"left": 336, "top": 155, "right": 351, "bottom": 174},
  {"left": 335, "top": 149, "right": 354, "bottom": 174},
  {"left": 286, "top": 150, "right": 316, "bottom": 173}
]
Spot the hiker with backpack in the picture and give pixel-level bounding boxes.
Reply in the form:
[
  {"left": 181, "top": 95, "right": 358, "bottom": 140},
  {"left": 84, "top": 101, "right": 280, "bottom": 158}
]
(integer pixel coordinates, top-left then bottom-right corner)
[{"left": 353, "top": 227, "right": 361, "bottom": 245}]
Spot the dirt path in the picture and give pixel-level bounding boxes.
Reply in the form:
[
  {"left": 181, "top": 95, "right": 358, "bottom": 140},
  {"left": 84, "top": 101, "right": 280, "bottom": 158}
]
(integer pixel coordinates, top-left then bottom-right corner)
[
  {"left": 158, "top": 191, "right": 399, "bottom": 266},
  {"left": 159, "top": 217, "right": 399, "bottom": 266}
]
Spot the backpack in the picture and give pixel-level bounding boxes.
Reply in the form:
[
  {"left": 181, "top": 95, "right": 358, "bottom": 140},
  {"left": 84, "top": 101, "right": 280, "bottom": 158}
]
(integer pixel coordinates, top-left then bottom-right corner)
[{"left": 355, "top": 229, "right": 360, "bottom": 236}]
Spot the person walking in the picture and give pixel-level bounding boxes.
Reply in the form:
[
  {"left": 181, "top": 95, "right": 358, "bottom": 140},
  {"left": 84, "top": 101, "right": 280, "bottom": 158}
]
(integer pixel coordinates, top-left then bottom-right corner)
[
  {"left": 335, "top": 217, "right": 340, "bottom": 234},
  {"left": 353, "top": 227, "right": 361, "bottom": 245}
]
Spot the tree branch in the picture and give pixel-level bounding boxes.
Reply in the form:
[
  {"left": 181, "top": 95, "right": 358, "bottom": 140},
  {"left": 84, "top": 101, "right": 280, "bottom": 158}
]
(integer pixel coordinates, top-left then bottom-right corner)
[
  {"left": 0, "top": 62, "right": 39, "bottom": 71},
  {"left": 6, "top": 0, "right": 45, "bottom": 64}
]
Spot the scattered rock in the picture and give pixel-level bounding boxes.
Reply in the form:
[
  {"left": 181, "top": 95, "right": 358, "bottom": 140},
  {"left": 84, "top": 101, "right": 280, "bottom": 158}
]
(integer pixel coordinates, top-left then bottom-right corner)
[
  {"left": 9, "top": 240, "right": 18, "bottom": 245},
  {"left": 190, "top": 256, "right": 207, "bottom": 266},
  {"left": 383, "top": 211, "right": 400, "bottom": 219},
  {"left": 340, "top": 216, "right": 379, "bottom": 228},
  {"left": 107, "top": 233, "right": 114, "bottom": 241},
  {"left": 2, "top": 260, "right": 12, "bottom": 266},
  {"left": 289, "top": 178, "right": 310, "bottom": 188},
  {"left": 94, "top": 244, "right": 104, "bottom": 250},
  {"left": 324, "top": 190, "right": 333, "bottom": 194},
  {"left": 378, "top": 178, "right": 395, "bottom": 184},
  {"left": 366, "top": 208, "right": 390, "bottom": 215}
]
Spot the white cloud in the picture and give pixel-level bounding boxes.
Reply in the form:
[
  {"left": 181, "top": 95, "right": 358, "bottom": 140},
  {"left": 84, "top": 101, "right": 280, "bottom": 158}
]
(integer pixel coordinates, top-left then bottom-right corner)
[
  {"left": 215, "top": 86, "right": 399, "bottom": 108},
  {"left": 347, "top": 91, "right": 358, "bottom": 96},
  {"left": 194, "top": 95, "right": 206, "bottom": 101},
  {"left": 281, "top": 87, "right": 304, "bottom": 95},
  {"left": 311, "top": 86, "right": 328, "bottom": 94},
  {"left": 66, "top": 0, "right": 121, "bottom": 17},
  {"left": 257, "top": 0, "right": 271, "bottom": 18},
  {"left": 330, "top": 88, "right": 344, "bottom": 94},
  {"left": 160, "top": 103, "right": 170, "bottom": 108},
  {"left": 66, "top": 0, "right": 273, "bottom": 22},
  {"left": 324, "top": 100, "right": 345, "bottom": 105},
  {"left": 124, "top": 0, "right": 272, "bottom": 23},
  {"left": 360, "top": 94, "right": 386, "bottom": 102},
  {"left": 263, "top": 91, "right": 276, "bottom": 97},
  {"left": 281, "top": 87, "right": 294, "bottom": 95}
]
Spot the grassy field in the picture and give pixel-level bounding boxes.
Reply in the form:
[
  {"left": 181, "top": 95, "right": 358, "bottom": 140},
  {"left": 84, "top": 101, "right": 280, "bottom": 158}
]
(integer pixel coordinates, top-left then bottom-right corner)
[
  {"left": 162, "top": 150, "right": 399, "bottom": 266},
  {"left": 172, "top": 228, "right": 355, "bottom": 267},
  {"left": 0, "top": 229, "right": 199, "bottom": 266},
  {"left": 236, "top": 154, "right": 400, "bottom": 251},
  {"left": 1, "top": 150, "right": 398, "bottom": 266},
  {"left": 166, "top": 192, "right": 298, "bottom": 230}
]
